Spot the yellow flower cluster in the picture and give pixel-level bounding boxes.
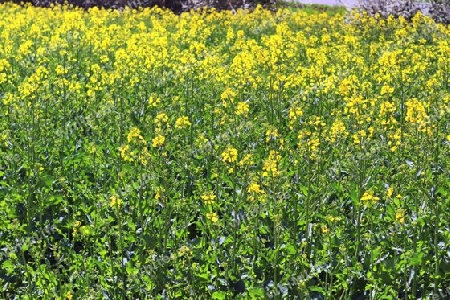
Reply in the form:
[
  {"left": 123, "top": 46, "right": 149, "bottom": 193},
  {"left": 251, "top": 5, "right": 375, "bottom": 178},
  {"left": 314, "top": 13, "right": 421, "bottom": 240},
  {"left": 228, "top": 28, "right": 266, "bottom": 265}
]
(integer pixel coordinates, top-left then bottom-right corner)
[
  {"left": 200, "top": 191, "right": 215, "bottom": 205},
  {"left": 175, "top": 116, "right": 191, "bottom": 129},
  {"left": 221, "top": 146, "right": 238, "bottom": 163},
  {"left": 110, "top": 195, "right": 123, "bottom": 208},
  {"left": 360, "top": 191, "right": 380, "bottom": 202},
  {"left": 247, "top": 182, "right": 265, "bottom": 202},
  {"left": 206, "top": 212, "right": 218, "bottom": 223},
  {"left": 262, "top": 150, "right": 281, "bottom": 177},
  {"left": 152, "top": 134, "right": 165, "bottom": 148},
  {"left": 0, "top": 5, "right": 448, "bottom": 260}
]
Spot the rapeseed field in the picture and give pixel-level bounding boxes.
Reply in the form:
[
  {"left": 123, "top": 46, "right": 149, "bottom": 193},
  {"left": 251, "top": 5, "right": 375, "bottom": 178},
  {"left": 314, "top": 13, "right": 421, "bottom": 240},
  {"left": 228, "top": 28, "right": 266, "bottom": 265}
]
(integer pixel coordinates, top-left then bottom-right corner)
[{"left": 0, "top": 3, "right": 449, "bottom": 298}]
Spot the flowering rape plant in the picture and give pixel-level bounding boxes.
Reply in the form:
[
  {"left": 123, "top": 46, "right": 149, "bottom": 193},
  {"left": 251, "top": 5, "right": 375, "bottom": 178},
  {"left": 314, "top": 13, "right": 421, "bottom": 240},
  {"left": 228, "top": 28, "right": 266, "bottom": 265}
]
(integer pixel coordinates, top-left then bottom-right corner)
[{"left": 0, "top": 3, "right": 449, "bottom": 299}]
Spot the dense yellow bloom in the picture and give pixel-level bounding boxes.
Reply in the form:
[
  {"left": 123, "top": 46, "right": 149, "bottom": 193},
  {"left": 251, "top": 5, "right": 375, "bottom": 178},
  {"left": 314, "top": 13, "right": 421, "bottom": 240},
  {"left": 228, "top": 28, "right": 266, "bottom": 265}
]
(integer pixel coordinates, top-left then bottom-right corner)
[
  {"left": 307, "top": 138, "right": 320, "bottom": 152},
  {"left": 127, "top": 127, "right": 146, "bottom": 144},
  {"left": 236, "top": 101, "right": 249, "bottom": 116},
  {"left": 206, "top": 212, "right": 218, "bottom": 223},
  {"left": 175, "top": 116, "right": 191, "bottom": 129},
  {"left": 152, "top": 134, "right": 165, "bottom": 147},
  {"left": 327, "top": 119, "right": 347, "bottom": 143},
  {"left": 119, "top": 144, "right": 134, "bottom": 162},
  {"left": 262, "top": 150, "right": 281, "bottom": 177},
  {"left": 200, "top": 191, "right": 215, "bottom": 205},
  {"left": 360, "top": 191, "right": 380, "bottom": 202},
  {"left": 154, "top": 112, "right": 169, "bottom": 124},
  {"left": 1, "top": 5, "right": 449, "bottom": 296},
  {"left": 339, "top": 76, "right": 357, "bottom": 97},
  {"left": 405, "top": 98, "right": 429, "bottom": 126},
  {"left": 247, "top": 182, "right": 264, "bottom": 195},
  {"left": 110, "top": 195, "right": 123, "bottom": 208},
  {"left": 380, "top": 85, "right": 395, "bottom": 95},
  {"left": 221, "top": 146, "right": 238, "bottom": 163}
]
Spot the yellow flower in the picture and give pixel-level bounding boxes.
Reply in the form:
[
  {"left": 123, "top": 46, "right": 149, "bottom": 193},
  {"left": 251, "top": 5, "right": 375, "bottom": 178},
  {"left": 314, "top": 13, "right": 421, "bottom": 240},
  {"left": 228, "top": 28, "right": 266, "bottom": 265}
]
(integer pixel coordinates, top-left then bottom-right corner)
[
  {"left": 220, "top": 87, "right": 237, "bottom": 106},
  {"left": 288, "top": 105, "right": 303, "bottom": 129},
  {"left": 119, "top": 144, "right": 133, "bottom": 162},
  {"left": 247, "top": 183, "right": 264, "bottom": 194},
  {"left": 66, "top": 291, "right": 73, "bottom": 300},
  {"left": 200, "top": 191, "right": 215, "bottom": 205},
  {"left": 236, "top": 101, "right": 249, "bottom": 116},
  {"left": 155, "top": 186, "right": 165, "bottom": 201},
  {"left": 307, "top": 138, "right": 320, "bottom": 152},
  {"left": 405, "top": 98, "right": 429, "bottom": 126},
  {"left": 175, "top": 116, "right": 191, "bottom": 129},
  {"left": 127, "top": 127, "right": 147, "bottom": 145},
  {"left": 206, "top": 212, "right": 218, "bottom": 223},
  {"left": 178, "top": 245, "right": 192, "bottom": 257},
  {"left": 221, "top": 146, "right": 238, "bottom": 163},
  {"left": 148, "top": 96, "right": 161, "bottom": 107},
  {"left": 238, "top": 153, "right": 254, "bottom": 167},
  {"left": 247, "top": 182, "right": 266, "bottom": 202},
  {"left": 73, "top": 221, "right": 81, "bottom": 236},
  {"left": 395, "top": 209, "right": 405, "bottom": 225},
  {"left": 265, "top": 128, "right": 279, "bottom": 143},
  {"left": 327, "top": 119, "right": 347, "bottom": 143},
  {"left": 380, "top": 85, "right": 394, "bottom": 95},
  {"left": 387, "top": 187, "right": 393, "bottom": 197},
  {"left": 262, "top": 150, "right": 281, "bottom": 177},
  {"left": 154, "top": 112, "right": 169, "bottom": 125},
  {"left": 360, "top": 191, "right": 380, "bottom": 202},
  {"left": 326, "top": 215, "right": 342, "bottom": 222},
  {"left": 110, "top": 195, "right": 123, "bottom": 208},
  {"left": 152, "top": 134, "right": 165, "bottom": 147}
]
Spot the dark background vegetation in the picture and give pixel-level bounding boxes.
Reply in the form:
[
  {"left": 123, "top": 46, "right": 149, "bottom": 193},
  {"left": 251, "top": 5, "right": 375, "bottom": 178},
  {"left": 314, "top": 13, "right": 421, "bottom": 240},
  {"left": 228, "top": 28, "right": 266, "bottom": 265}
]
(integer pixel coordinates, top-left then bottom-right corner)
[
  {"left": 0, "top": 0, "right": 278, "bottom": 12},
  {"left": 0, "top": 0, "right": 449, "bottom": 24}
]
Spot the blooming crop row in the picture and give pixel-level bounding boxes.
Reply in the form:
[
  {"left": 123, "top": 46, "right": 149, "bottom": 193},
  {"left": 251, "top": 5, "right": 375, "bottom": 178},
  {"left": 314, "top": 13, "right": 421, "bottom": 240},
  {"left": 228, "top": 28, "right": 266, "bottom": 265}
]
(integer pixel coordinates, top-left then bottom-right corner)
[{"left": 0, "top": 3, "right": 449, "bottom": 298}]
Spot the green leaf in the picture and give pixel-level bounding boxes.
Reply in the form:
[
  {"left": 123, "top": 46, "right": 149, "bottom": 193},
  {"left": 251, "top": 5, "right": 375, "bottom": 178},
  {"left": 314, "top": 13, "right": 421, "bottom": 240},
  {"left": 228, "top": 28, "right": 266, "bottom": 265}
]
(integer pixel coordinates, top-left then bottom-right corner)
[
  {"left": 410, "top": 252, "right": 424, "bottom": 266},
  {"left": 196, "top": 272, "right": 209, "bottom": 280},
  {"left": 21, "top": 240, "right": 30, "bottom": 251},
  {"left": 300, "top": 185, "right": 308, "bottom": 196},
  {"left": 248, "top": 287, "right": 265, "bottom": 298},
  {"left": 284, "top": 243, "right": 296, "bottom": 255},
  {"left": 211, "top": 291, "right": 227, "bottom": 300},
  {"left": 126, "top": 262, "right": 138, "bottom": 276},
  {"left": 2, "top": 259, "right": 15, "bottom": 274},
  {"left": 309, "top": 286, "right": 325, "bottom": 293}
]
